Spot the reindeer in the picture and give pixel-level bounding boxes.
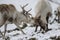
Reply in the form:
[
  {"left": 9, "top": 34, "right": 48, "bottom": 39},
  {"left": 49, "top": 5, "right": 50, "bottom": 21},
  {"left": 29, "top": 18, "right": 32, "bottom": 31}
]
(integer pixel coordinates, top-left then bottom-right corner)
[
  {"left": 0, "top": 4, "right": 33, "bottom": 39},
  {"left": 30, "top": 0, "right": 52, "bottom": 33}
]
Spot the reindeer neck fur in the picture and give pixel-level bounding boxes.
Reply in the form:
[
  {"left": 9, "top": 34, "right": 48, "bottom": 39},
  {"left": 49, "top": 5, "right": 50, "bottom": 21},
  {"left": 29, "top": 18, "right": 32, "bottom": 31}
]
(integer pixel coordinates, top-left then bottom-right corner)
[{"left": 15, "top": 11, "right": 28, "bottom": 24}]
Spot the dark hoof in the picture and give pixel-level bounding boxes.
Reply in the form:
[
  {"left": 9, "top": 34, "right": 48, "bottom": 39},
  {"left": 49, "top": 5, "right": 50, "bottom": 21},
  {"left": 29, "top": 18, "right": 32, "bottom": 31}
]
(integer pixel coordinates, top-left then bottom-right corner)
[
  {"left": 45, "top": 29, "right": 52, "bottom": 32},
  {"left": 5, "top": 36, "right": 10, "bottom": 40},
  {"left": 14, "top": 28, "right": 19, "bottom": 31},
  {"left": 41, "top": 31, "right": 45, "bottom": 34}
]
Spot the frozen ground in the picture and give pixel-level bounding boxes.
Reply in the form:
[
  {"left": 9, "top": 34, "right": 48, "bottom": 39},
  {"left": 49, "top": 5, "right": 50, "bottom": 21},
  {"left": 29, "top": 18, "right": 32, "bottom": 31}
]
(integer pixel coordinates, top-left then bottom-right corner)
[
  {"left": 0, "top": 0, "right": 60, "bottom": 40},
  {"left": 0, "top": 22, "right": 60, "bottom": 40}
]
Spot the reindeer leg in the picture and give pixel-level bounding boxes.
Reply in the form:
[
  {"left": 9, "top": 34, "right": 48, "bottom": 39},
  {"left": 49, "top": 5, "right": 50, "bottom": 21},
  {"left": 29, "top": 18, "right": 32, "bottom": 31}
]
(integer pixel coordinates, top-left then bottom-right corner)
[
  {"left": 0, "top": 30, "right": 4, "bottom": 38},
  {"left": 46, "top": 15, "right": 49, "bottom": 23},
  {"left": 0, "top": 25, "right": 4, "bottom": 38},
  {"left": 39, "top": 26, "right": 42, "bottom": 32},
  {"left": 43, "top": 24, "right": 48, "bottom": 33},
  {"left": 35, "top": 25, "right": 38, "bottom": 32},
  {"left": 3, "top": 24, "right": 7, "bottom": 39}
]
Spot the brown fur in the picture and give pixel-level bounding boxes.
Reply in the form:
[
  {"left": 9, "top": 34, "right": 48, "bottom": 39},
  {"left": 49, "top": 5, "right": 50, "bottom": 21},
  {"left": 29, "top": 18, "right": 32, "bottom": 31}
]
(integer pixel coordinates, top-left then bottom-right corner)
[
  {"left": 32, "top": 12, "right": 52, "bottom": 32},
  {"left": 32, "top": 16, "right": 48, "bottom": 32}
]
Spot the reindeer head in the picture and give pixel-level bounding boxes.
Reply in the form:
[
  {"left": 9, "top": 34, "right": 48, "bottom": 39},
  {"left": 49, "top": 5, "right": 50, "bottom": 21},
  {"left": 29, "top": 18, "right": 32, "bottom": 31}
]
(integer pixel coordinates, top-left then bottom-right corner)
[{"left": 16, "top": 4, "right": 35, "bottom": 24}]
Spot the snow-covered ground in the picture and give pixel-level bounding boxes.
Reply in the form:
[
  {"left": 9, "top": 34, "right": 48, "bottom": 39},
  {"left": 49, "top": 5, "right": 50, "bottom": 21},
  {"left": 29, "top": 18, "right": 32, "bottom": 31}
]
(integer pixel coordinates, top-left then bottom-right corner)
[
  {"left": 0, "top": 0, "right": 60, "bottom": 40},
  {"left": 0, "top": 23, "right": 60, "bottom": 40}
]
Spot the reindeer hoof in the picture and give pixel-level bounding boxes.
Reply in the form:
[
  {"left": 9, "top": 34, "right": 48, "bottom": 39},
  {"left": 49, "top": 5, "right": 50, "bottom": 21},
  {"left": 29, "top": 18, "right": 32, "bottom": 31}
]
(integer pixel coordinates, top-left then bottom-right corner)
[
  {"left": 41, "top": 31, "right": 45, "bottom": 34},
  {"left": 5, "top": 36, "right": 10, "bottom": 40}
]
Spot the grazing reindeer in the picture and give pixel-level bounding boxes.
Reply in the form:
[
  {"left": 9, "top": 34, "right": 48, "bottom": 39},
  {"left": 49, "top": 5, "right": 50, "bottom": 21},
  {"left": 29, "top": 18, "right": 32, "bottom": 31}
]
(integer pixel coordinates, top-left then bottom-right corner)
[
  {"left": 7, "top": 4, "right": 32, "bottom": 32},
  {"left": 0, "top": 4, "right": 33, "bottom": 39},
  {"left": 0, "top": 4, "right": 18, "bottom": 39},
  {"left": 30, "top": 0, "right": 52, "bottom": 33}
]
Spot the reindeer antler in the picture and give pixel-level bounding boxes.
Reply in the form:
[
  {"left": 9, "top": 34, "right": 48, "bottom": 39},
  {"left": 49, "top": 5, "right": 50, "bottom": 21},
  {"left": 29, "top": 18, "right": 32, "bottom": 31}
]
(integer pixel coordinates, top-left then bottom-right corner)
[
  {"left": 20, "top": 3, "right": 28, "bottom": 9},
  {"left": 20, "top": 3, "right": 29, "bottom": 13},
  {"left": 20, "top": 3, "right": 32, "bottom": 17},
  {"left": 25, "top": 8, "right": 32, "bottom": 15}
]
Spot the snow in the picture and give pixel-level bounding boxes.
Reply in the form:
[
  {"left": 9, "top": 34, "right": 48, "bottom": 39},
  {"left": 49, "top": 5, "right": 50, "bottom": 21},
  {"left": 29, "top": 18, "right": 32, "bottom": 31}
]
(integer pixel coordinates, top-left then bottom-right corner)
[{"left": 0, "top": 0, "right": 60, "bottom": 40}]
